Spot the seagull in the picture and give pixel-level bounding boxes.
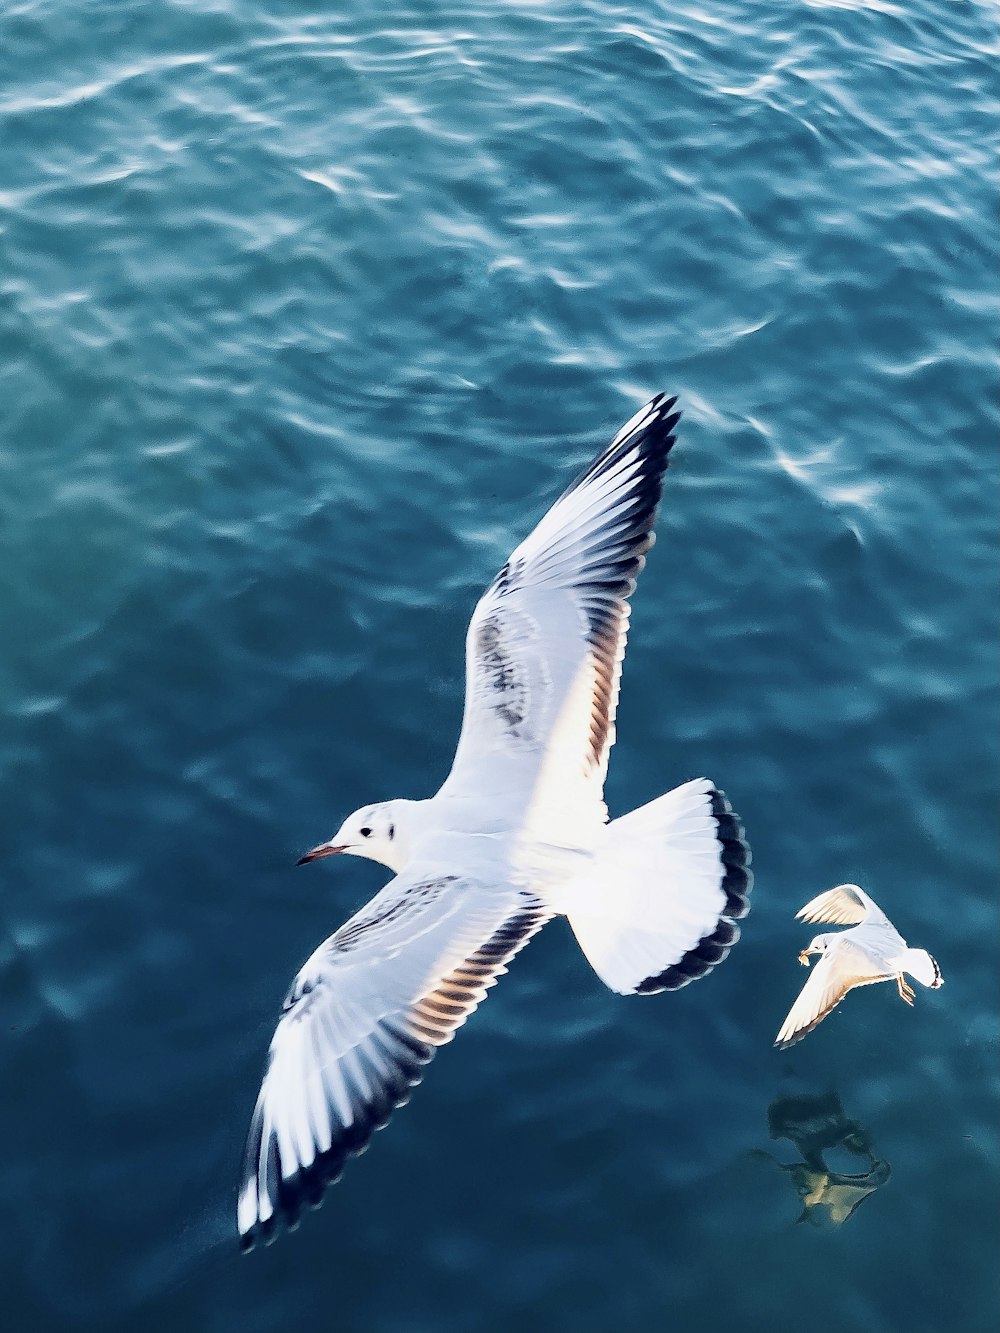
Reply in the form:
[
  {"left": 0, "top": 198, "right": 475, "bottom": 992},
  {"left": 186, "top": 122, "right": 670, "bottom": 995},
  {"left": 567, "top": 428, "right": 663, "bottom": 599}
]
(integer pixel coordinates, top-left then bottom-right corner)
[
  {"left": 774, "top": 883, "right": 942, "bottom": 1050},
  {"left": 238, "top": 394, "right": 752, "bottom": 1246}
]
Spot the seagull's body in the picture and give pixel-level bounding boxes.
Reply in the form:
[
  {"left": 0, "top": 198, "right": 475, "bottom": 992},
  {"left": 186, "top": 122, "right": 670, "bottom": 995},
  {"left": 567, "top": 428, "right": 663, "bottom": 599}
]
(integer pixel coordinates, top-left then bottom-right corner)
[
  {"left": 238, "top": 395, "right": 752, "bottom": 1246},
  {"left": 774, "top": 883, "right": 942, "bottom": 1050}
]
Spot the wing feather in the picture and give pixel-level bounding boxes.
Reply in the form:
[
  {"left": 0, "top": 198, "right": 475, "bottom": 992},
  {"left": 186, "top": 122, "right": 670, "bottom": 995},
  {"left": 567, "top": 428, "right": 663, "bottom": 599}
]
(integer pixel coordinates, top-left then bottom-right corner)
[
  {"left": 796, "top": 884, "right": 885, "bottom": 927},
  {"left": 439, "top": 395, "right": 680, "bottom": 833},
  {"left": 238, "top": 869, "right": 548, "bottom": 1246},
  {"left": 774, "top": 939, "right": 891, "bottom": 1050}
]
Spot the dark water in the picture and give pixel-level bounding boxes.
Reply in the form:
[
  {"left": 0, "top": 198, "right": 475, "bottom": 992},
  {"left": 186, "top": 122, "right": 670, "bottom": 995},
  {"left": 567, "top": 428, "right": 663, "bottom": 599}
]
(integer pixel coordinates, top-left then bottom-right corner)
[{"left": 1, "top": 2, "right": 997, "bottom": 1330}]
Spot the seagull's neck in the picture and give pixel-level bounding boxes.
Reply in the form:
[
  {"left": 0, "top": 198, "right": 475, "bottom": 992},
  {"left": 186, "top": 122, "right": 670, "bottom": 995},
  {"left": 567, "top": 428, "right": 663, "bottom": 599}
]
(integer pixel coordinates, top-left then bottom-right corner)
[
  {"left": 375, "top": 793, "right": 516, "bottom": 875},
  {"left": 377, "top": 797, "right": 435, "bottom": 875}
]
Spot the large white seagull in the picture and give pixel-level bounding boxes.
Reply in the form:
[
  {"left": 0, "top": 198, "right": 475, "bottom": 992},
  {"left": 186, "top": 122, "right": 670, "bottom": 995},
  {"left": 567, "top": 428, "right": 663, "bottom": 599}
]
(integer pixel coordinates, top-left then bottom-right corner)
[{"left": 238, "top": 394, "right": 751, "bottom": 1246}]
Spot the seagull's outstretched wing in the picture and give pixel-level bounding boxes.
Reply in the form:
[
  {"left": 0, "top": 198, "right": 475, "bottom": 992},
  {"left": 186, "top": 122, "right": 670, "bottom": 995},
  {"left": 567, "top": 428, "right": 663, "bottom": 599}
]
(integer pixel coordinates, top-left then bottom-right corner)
[
  {"left": 238, "top": 870, "right": 548, "bottom": 1247},
  {"left": 440, "top": 394, "right": 680, "bottom": 833},
  {"left": 796, "top": 884, "right": 887, "bottom": 928},
  {"left": 774, "top": 939, "right": 892, "bottom": 1050}
]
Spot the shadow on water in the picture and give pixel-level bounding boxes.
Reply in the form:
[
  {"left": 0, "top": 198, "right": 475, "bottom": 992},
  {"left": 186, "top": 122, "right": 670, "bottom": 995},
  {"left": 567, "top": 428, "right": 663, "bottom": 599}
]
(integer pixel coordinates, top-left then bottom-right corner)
[{"left": 755, "top": 1089, "right": 891, "bottom": 1228}]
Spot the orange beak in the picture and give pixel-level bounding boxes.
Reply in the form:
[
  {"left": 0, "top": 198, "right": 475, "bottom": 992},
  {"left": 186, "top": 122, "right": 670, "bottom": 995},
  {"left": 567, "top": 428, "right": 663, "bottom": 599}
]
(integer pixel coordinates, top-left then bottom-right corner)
[{"left": 296, "top": 843, "right": 348, "bottom": 866}]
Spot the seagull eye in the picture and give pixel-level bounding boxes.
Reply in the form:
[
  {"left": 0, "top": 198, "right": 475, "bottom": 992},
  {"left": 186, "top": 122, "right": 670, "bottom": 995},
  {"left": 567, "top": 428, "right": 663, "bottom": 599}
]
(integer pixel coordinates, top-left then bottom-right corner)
[
  {"left": 360, "top": 827, "right": 372, "bottom": 839},
  {"left": 388, "top": 824, "right": 395, "bottom": 840}
]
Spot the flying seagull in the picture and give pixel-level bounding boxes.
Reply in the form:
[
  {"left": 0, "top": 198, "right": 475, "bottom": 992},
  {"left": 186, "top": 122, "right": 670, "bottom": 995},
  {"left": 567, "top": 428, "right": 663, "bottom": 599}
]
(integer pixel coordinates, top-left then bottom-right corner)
[
  {"left": 238, "top": 394, "right": 752, "bottom": 1246},
  {"left": 774, "top": 883, "right": 942, "bottom": 1050}
]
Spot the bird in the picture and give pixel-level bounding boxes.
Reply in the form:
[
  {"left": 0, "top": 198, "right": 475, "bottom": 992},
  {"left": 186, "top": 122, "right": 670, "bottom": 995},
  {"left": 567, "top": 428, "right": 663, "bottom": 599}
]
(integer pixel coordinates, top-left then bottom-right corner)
[
  {"left": 774, "top": 883, "right": 942, "bottom": 1050},
  {"left": 238, "top": 393, "right": 752, "bottom": 1247}
]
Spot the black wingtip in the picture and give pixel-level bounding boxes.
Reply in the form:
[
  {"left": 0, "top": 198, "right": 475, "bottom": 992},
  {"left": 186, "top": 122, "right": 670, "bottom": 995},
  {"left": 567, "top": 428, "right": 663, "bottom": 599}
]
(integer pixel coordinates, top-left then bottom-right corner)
[
  {"left": 624, "top": 392, "right": 682, "bottom": 458},
  {"left": 645, "top": 390, "right": 679, "bottom": 418},
  {"left": 617, "top": 395, "right": 682, "bottom": 488},
  {"left": 568, "top": 393, "right": 682, "bottom": 496}
]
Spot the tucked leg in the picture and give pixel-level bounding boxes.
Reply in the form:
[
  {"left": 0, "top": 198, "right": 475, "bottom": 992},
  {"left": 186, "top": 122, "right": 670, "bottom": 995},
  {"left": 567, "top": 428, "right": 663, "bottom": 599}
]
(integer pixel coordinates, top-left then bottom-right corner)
[{"left": 896, "top": 975, "right": 915, "bottom": 1005}]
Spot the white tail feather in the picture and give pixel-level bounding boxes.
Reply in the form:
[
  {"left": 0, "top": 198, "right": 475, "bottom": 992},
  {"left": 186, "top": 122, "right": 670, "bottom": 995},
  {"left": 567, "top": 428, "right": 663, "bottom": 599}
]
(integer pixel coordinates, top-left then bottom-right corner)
[
  {"left": 560, "top": 778, "right": 751, "bottom": 995},
  {"left": 901, "top": 948, "right": 942, "bottom": 988}
]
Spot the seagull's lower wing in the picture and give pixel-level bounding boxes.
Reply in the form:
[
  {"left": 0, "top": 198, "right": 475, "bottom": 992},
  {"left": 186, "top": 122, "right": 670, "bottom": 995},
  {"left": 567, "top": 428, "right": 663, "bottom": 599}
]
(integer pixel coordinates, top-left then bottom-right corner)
[
  {"left": 774, "top": 940, "right": 892, "bottom": 1050},
  {"left": 238, "top": 869, "right": 548, "bottom": 1246},
  {"left": 439, "top": 394, "right": 680, "bottom": 833}
]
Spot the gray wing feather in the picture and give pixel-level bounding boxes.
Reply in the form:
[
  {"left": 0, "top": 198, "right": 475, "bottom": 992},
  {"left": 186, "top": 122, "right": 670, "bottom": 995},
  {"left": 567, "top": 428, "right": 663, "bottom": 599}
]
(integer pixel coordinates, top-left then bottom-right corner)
[
  {"left": 775, "top": 938, "right": 892, "bottom": 1050},
  {"left": 440, "top": 396, "right": 680, "bottom": 826},
  {"left": 238, "top": 868, "right": 548, "bottom": 1246},
  {"left": 796, "top": 884, "right": 888, "bottom": 928}
]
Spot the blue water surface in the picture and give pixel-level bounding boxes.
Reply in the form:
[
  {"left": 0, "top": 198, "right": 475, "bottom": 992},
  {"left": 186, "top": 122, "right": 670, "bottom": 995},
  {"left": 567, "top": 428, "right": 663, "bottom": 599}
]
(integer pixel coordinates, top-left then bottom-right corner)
[{"left": 1, "top": 1, "right": 997, "bottom": 1330}]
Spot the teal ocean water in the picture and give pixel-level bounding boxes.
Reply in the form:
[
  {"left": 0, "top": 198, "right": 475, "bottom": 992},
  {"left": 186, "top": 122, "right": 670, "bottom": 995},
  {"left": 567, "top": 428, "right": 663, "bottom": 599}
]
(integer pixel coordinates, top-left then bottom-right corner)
[{"left": 1, "top": 2, "right": 997, "bottom": 1330}]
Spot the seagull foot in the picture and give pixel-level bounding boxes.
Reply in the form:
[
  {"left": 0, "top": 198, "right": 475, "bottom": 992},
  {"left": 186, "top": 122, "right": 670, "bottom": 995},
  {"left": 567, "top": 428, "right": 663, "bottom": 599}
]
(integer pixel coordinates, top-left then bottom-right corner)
[{"left": 896, "top": 975, "right": 915, "bottom": 1006}]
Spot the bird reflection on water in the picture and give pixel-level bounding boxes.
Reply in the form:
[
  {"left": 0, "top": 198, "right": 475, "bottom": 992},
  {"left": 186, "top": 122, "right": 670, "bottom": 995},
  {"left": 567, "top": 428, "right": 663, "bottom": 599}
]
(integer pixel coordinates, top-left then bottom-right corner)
[{"left": 759, "top": 1090, "right": 890, "bottom": 1227}]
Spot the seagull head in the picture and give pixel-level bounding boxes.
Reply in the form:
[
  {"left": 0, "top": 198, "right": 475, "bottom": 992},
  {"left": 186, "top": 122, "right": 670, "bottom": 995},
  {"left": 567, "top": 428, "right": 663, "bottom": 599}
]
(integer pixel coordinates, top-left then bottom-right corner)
[
  {"left": 798, "top": 934, "right": 833, "bottom": 966},
  {"left": 297, "top": 800, "right": 416, "bottom": 874}
]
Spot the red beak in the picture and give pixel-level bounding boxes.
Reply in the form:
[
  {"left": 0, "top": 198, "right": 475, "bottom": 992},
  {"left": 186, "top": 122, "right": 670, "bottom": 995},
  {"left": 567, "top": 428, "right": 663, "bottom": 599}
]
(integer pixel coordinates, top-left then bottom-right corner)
[{"left": 296, "top": 843, "right": 348, "bottom": 866}]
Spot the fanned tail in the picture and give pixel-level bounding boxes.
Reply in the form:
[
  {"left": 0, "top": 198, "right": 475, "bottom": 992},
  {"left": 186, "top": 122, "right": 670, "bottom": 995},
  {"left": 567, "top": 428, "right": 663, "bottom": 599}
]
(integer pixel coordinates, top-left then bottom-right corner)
[
  {"left": 901, "top": 948, "right": 943, "bottom": 989},
  {"left": 561, "top": 778, "right": 751, "bottom": 995}
]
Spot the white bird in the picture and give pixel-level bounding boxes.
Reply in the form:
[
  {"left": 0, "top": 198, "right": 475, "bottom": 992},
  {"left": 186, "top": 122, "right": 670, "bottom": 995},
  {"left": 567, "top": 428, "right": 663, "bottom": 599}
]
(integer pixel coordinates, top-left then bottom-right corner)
[
  {"left": 774, "top": 883, "right": 942, "bottom": 1050},
  {"left": 238, "top": 394, "right": 752, "bottom": 1246}
]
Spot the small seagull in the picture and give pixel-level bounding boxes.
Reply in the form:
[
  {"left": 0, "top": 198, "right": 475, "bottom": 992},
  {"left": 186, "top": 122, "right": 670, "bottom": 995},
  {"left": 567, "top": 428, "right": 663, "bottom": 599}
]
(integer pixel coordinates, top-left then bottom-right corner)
[
  {"left": 237, "top": 394, "right": 752, "bottom": 1246},
  {"left": 774, "top": 883, "right": 942, "bottom": 1050}
]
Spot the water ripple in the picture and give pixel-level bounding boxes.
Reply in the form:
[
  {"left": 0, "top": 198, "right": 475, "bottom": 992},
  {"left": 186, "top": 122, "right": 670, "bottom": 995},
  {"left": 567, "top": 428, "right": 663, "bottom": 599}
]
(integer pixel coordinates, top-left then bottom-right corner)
[{"left": 0, "top": 0, "right": 996, "bottom": 1330}]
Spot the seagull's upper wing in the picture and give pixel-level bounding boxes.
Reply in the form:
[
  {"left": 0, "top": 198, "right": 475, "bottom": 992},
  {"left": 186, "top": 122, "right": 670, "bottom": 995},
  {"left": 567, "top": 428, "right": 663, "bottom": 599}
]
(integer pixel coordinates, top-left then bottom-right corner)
[
  {"left": 774, "top": 938, "right": 893, "bottom": 1050},
  {"left": 439, "top": 394, "right": 680, "bottom": 834},
  {"left": 795, "top": 884, "right": 887, "bottom": 928},
  {"left": 238, "top": 868, "right": 548, "bottom": 1246}
]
